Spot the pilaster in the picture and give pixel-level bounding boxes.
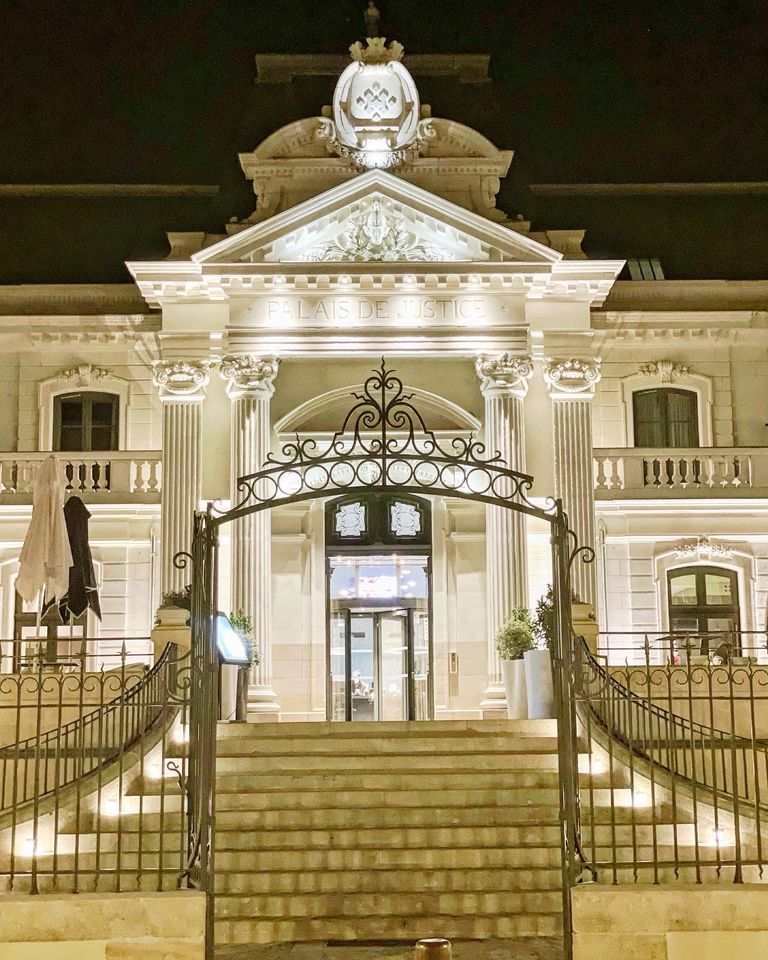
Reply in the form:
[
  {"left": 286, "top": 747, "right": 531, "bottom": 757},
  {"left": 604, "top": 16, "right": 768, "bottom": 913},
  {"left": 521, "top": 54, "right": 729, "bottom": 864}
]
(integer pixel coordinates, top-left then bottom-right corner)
[
  {"left": 544, "top": 357, "right": 601, "bottom": 606},
  {"left": 476, "top": 353, "right": 533, "bottom": 717},
  {"left": 152, "top": 360, "right": 211, "bottom": 595},
  {"left": 220, "top": 354, "right": 280, "bottom": 720}
]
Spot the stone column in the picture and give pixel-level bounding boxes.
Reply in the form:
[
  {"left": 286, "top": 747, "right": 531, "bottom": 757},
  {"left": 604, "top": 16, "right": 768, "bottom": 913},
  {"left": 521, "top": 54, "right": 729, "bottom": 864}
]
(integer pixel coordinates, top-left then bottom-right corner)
[
  {"left": 152, "top": 360, "right": 211, "bottom": 595},
  {"left": 220, "top": 355, "right": 280, "bottom": 719},
  {"left": 544, "top": 357, "right": 601, "bottom": 606},
  {"left": 476, "top": 353, "right": 534, "bottom": 717}
]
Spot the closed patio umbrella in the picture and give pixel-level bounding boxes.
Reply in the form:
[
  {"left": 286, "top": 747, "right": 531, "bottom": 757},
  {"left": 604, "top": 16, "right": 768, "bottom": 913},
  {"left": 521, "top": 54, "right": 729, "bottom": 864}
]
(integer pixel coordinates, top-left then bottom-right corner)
[
  {"left": 16, "top": 456, "right": 73, "bottom": 604},
  {"left": 59, "top": 495, "right": 101, "bottom": 621}
]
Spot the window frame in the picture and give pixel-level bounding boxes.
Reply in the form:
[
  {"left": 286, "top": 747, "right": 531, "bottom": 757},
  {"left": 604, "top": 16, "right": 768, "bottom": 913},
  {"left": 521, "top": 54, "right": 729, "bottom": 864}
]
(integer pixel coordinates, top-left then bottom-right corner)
[
  {"left": 620, "top": 369, "right": 714, "bottom": 447},
  {"left": 632, "top": 387, "right": 700, "bottom": 448},
  {"left": 667, "top": 564, "right": 741, "bottom": 637},
  {"left": 52, "top": 391, "right": 120, "bottom": 452}
]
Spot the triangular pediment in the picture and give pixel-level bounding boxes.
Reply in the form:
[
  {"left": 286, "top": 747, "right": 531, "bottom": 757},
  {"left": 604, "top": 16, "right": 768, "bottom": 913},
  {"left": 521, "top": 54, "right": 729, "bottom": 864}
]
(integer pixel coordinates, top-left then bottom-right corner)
[{"left": 194, "top": 170, "right": 561, "bottom": 266}]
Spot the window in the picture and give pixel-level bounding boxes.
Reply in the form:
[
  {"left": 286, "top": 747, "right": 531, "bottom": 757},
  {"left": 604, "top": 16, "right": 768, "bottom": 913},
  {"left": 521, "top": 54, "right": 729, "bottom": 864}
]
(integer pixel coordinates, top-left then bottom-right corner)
[
  {"left": 53, "top": 392, "right": 119, "bottom": 452},
  {"left": 633, "top": 388, "right": 698, "bottom": 448},
  {"left": 667, "top": 565, "right": 740, "bottom": 643}
]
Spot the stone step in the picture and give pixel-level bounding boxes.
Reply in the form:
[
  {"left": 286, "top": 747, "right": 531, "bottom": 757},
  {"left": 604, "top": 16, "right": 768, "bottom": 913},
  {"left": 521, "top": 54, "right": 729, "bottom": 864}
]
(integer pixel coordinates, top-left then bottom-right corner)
[
  {"left": 214, "top": 846, "right": 562, "bottom": 873},
  {"left": 216, "top": 735, "right": 559, "bottom": 757},
  {"left": 216, "top": 753, "right": 559, "bottom": 774},
  {"left": 215, "top": 719, "right": 558, "bottom": 740},
  {"left": 214, "top": 785, "right": 561, "bottom": 811},
  {"left": 214, "top": 913, "right": 563, "bottom": 946},
  {"left": 215, "top": 805, "right": 559, "bottom": 831},
  {"left": 215, "top": 824, "right": 562, "bottom": 851},
  {"left": 215, "top": 770, "right": 560, "bottom": 793},
  {"left": 214, "top": 890, "right": 563, "bottom": 920},
  {"left": 214, "top": 866, "right": 563, "bottom": 896}
]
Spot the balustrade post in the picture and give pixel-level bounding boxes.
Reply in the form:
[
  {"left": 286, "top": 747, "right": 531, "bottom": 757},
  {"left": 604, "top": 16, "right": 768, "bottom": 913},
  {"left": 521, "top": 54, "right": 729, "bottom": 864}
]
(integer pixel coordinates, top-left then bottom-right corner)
[
  {"left": 545, "top": 358, "right": 601, "bottom": 607},
  {"left": 220, "top": 355, "right": 280, "bottom": 720},
  {"left": 476, "top": 353, "right": 533, "bottom": 718},
  {"left": 152, "top": 360, "right": 211, "bottom": 594}
]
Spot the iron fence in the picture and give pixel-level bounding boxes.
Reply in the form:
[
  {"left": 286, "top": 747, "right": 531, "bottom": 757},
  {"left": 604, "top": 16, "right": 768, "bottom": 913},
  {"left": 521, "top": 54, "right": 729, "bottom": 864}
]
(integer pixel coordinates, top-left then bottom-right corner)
[
  {"left": 596, "top": 629, "right": 768, "bottom": 666},
  {"left": 0, "top": 638, "right": 191, "bottom": 894},
  {"left": 570, "top": 634, "right": 768, "bottom": 884}
]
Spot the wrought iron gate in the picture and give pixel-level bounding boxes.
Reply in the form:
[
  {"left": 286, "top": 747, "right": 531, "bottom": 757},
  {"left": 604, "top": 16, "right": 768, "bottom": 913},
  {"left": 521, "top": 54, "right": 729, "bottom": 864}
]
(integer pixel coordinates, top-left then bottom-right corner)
[{"left": 179, "top": 361, "right": 588, "bottom": 958}]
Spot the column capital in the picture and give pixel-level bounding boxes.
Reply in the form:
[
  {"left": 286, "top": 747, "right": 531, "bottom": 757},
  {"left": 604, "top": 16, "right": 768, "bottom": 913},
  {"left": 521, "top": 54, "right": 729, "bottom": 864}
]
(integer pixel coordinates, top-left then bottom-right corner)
[
  {"left": 544, "top": 357, "right": 601, "bottom": 399},
  {"left": 152, "top": 359, "right": 211, "bottom": 401},
  {"left": 220, "top": 354, "right": 280, "bottom": 400},
  {"left": 476, "top": 353, "right": 534, "bottom": 398}
]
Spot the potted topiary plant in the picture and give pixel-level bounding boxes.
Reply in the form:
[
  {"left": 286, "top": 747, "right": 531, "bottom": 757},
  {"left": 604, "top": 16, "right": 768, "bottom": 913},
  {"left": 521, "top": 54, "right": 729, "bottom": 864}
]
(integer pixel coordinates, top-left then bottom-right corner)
[
  {"left": 495, "top": 607, "right": 536, "bottom": 719},
  {"left": 526, "top": 585, "right": 556, "bottom": 719}
]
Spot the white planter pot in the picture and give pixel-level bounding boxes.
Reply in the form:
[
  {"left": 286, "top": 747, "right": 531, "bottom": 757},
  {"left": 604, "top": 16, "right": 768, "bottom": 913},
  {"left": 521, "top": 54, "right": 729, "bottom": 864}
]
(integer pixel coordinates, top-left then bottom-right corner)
[
  {"left": 501, "top": 659, "right": 528, "bottom": 720},
  {"left": 524, "top": 648, "right": 556, "bottom": 719}
]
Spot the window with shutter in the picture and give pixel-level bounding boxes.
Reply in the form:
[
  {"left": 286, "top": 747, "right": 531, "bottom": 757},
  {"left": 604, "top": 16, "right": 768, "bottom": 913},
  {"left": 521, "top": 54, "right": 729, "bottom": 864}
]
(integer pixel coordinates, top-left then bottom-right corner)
[
  {"left": 632, "top": 388, "right": 698, "bottom": 447},
  {"left": 53, "top": 392, "right": 119, "bottom": 451}
]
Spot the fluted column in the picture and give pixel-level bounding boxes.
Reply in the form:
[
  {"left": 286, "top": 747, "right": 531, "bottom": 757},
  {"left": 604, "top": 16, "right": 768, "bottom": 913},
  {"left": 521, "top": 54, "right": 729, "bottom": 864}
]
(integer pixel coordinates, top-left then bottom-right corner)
[
  {"left": 544, "top": 357, "right": 601, "bottom": 606},
  {"left": 152, "top": 360, "right": 211, "bottom": 594},
  {"left": 476, "top": 353, "right": 534, "bottom": 716},
  {"left": 220, "top": 355, "right": 280, "bottom": 718}
]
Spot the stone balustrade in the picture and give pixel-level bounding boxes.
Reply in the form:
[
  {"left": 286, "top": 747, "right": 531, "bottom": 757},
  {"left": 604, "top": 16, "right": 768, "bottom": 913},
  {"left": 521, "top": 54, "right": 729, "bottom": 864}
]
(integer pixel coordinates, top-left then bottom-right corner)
[
  {"left": 594, "top": 446, "right": 768, "bottom": 498},
  {"left": 0, "top": 451, "right": 162, "bottom": 500}
]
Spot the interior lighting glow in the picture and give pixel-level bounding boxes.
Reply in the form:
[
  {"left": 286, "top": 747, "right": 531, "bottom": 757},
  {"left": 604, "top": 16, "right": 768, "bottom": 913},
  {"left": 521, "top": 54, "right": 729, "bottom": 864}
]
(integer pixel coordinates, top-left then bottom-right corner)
[
  {"left": 22, "top": 838, "right": 43, "bottom": 857},
  {"left": 103, "top": 798, "right": 121, "bottom": 817},
  {"left": 711, "top": 828, "right": 728, "bottom": 846},
  {"left": 632, "top": 792, "right": 652, "bottom": 808},
  {"left": 174, "top": 726, "right": 189, "bottom": 744}
]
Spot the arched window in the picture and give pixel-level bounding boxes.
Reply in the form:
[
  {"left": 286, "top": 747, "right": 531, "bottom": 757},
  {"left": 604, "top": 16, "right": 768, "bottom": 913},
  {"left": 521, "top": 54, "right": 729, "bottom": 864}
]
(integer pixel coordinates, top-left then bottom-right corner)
[
  {"left": 53, "top": 392, "right": 119, "bottom": 452},
  {"left": 667, "top": 565, "right": 740, "bottom": 638},
  {"left": 633, "top": 388, "right": 699, "bottom": 448}
]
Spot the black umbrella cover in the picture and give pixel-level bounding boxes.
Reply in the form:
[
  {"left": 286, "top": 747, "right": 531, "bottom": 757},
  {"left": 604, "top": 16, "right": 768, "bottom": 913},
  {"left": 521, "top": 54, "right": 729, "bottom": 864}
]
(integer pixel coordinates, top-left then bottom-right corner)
[{"left": 60, "top": 496, "right": 102, "bottom": 621}]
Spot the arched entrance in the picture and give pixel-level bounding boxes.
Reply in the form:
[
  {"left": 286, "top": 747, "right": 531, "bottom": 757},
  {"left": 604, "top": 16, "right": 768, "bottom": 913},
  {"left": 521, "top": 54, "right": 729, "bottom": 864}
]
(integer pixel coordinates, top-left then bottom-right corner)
[{"left": 178, "top": 361, "right": 586, "bottom": 955}]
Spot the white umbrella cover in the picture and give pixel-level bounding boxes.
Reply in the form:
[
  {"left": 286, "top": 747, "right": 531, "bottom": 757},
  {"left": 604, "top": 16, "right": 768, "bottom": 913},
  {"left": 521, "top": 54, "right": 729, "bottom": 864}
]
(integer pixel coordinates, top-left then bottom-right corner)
[{"left": 16, "top": 456, "right": 73, "bottom": 603}]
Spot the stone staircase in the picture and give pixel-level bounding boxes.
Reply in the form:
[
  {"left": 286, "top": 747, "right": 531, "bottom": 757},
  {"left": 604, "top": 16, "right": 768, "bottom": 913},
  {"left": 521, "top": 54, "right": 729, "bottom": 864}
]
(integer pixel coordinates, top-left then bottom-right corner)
[{"left": 213, "top": 719, "right": 565, "bottom": 950}]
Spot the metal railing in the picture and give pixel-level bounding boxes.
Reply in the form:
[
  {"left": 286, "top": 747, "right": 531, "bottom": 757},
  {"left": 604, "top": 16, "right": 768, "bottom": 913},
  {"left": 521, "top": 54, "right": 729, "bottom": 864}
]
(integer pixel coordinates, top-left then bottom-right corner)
[
  {"left": 596, "top": 629, "right": 767, "bottom": 665},
  {"left": 0, "top": 637, "right": 191, "bottom": 893},
  {"left": 570, "top": 635, "right": 768, "bottom": 884}
]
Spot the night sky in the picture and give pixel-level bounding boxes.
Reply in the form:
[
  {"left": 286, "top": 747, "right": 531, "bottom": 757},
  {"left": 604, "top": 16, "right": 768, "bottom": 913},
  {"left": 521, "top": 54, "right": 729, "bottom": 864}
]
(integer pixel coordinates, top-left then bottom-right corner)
[{"left": 0, "top": 0, "right": 766, "bottom": 282}]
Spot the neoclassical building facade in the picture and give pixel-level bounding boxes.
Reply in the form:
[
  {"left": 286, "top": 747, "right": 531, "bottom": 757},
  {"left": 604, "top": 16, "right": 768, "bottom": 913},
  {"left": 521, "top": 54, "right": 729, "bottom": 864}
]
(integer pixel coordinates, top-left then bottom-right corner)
[{"left": 1, "top": 39, "right": 766, "bottom": 720}]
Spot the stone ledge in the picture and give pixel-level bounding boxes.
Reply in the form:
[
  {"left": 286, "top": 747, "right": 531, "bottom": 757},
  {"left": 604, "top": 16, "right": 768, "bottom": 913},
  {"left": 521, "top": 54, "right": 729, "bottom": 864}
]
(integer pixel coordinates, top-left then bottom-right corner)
[
  {"left": 0, "top": 891, "right": 206, "bottom": 943},
  {"left": 572, "top": 884, "right": 768, "bottom": 934}
]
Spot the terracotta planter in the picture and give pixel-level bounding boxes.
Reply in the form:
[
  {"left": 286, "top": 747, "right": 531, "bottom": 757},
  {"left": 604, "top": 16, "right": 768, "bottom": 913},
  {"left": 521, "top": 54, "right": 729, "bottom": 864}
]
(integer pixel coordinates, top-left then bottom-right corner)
[
  {"left": 524, "top": 648, "right": 555, "bottom": 719},
  {"left": 501, "top": 659, "right": 528, "bottom": 720}
]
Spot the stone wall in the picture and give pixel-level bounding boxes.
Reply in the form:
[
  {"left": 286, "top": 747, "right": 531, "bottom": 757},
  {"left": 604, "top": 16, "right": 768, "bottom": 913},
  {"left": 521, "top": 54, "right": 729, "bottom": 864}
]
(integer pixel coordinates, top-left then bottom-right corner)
[
  {"left": 572, "top": 885, "right": 768, "bottom": 960},
  {"left": 0, "top": 890, "right": 205, "bottom": 959}
]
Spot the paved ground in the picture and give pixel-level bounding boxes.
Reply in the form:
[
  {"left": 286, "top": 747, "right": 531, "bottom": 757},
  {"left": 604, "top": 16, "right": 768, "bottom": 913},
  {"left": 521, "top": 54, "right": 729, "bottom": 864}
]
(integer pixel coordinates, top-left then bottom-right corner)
[{"left": 216, "top": 939, "right": 565, "bottom": 960}]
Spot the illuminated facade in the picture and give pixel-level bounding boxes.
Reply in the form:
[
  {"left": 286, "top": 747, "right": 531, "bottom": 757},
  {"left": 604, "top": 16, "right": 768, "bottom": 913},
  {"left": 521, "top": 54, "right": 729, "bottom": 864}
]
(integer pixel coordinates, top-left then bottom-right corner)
[{"left": 1, "top": 38, "right": 767, "bottom": 721}]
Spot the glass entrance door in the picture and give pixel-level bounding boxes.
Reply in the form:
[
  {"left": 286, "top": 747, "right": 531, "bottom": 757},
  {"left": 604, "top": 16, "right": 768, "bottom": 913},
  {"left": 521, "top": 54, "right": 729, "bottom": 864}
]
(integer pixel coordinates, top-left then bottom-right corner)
[{"left": 329, "top": 607, "right": 429, "bottom": 721}]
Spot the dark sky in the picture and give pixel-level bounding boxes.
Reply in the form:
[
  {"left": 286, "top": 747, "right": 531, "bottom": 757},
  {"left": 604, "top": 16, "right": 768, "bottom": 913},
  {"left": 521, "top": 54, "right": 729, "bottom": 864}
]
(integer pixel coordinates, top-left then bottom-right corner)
[
  {"left": 0, "top": 0, "right": 766, "bottom": 283},
  {"left": 2, "top": 0, "right": 766, "bottom": 184}
]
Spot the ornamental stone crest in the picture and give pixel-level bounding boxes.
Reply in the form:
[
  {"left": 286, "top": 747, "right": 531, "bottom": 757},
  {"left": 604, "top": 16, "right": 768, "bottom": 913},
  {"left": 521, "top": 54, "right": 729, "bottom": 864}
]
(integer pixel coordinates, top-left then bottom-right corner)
[
  {"left": 302, "top": 198, "right": 449, "bottom": 262},
  {"left": 544, "top": 358, "right": 602, "bottom": 396},
  {"left": 673, "top": 536, "right": 733, "bottom": 561},
  {"left": 317, "top": 39, "right": 432, "bottom": 170},
  {"left": 152, "top": 360, "right": 211, "bottom": 399},
  {"left": 640, "top": 359, "right": 690, "bottom": 383},
  {"left": 59, "top": 364, "right": 112, "bottom": 387},
  {"left": 220, "top": 355, "right": 280, "bottom": 399},
  {"left": 476, "top": 354, "right": 534, "bottom": 396}
]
